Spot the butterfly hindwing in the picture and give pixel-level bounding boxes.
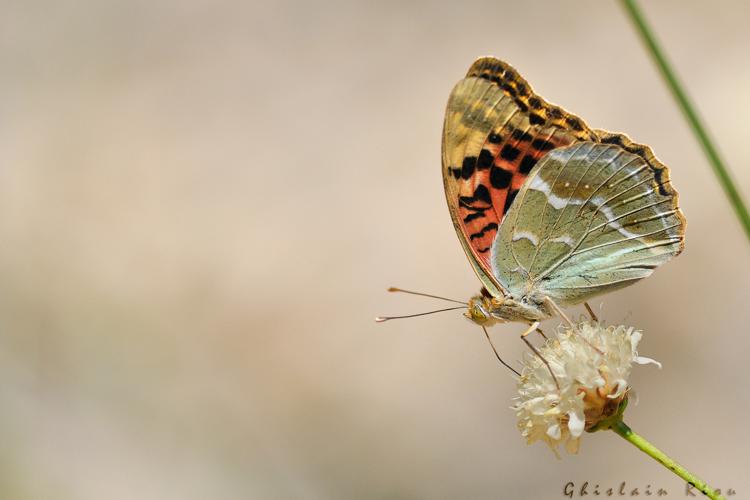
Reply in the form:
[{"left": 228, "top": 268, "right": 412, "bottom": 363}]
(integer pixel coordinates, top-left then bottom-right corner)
[{"left": 492, "top": 141, "right": 685, "bottom": 305}]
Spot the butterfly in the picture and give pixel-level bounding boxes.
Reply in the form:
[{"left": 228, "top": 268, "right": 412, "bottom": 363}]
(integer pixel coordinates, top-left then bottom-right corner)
[{"left": 443, "top": 57, "right": 686, "bottom": 331}]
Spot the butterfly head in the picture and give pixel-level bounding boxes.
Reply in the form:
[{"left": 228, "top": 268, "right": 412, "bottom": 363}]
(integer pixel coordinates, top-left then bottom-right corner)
[{"left": 466, "top": 294, "right": 506, "bottom": 327}]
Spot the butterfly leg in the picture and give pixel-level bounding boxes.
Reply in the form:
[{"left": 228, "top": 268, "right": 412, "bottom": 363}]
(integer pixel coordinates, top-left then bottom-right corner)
[
  {"left": 482, "top": 326, "right": 520, "bottom": 376},
  {"left": 520, "top": 321, "right": 560, "bottom": 390},
  {"left": 584, "top": 302, "right": 599, "bottom": 322},
  {"left": 535, "top": 327, "right": 548, "bottom": 341},
  {"left": 546, "top": 297, "right": 604, "bottom": 355},
  {"left": 544, "top": 296, "right": 574, "bottom": 328}
]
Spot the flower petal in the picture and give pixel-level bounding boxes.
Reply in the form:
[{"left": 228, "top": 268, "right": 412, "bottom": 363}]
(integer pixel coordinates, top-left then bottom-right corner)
[
  {"left": 568, "top": 410, "right": 585, "bottom": 438},
  {"left": 546, "top": 423, "right": 562, "bottom": 440},
  {"left": 634, "top": 356, "right": 662, "bottom": 369},
  {"left": 607, "top": 379, "right": 627, "bottom": 398}
]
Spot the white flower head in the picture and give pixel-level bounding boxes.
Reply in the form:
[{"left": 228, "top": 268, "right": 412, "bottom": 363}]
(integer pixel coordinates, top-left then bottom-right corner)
[{"left": 513, "top": 321, "right": 660, "bottom": 456}]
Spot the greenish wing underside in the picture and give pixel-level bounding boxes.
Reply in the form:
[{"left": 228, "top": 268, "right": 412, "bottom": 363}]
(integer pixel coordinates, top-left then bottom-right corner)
[{"left": 492, "top": 142, "right": 684, "bottom": 305}]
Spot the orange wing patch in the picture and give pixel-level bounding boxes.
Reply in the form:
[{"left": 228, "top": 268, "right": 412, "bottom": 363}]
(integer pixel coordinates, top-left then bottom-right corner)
[{"left": 450, "top": 127, "right": 576, "bottom": 256}]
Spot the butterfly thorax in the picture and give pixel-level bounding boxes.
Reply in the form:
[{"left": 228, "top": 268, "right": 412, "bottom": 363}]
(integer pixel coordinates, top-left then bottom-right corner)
[{"left": 466, "top": 291, "right": 552, "bottom": 326}]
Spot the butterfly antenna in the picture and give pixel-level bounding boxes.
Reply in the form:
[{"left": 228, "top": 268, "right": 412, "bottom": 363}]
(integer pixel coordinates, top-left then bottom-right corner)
[
  {"left": 375, "top": 306, "right": 465, "bottom": 323},
  {"left": 387, "top": 287, "right": 467, "bottom": 305}
]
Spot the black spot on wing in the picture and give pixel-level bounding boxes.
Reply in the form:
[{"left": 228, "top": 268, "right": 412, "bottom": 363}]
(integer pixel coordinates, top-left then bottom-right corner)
[
  {"left": 531, "top": 138, "right": 555, "bottom": 151},
  {"left": 600, "top": 135, "right": 624, "bottom": 146},
  {"left": 519, "top": 155, "right": 536, "bottom": 174},
  {"left": 512, "top": 129, "right": 533, "bottom": 142},
  {"left": 459, "top": 184, "right": 492, "bottom": 207},
  {"left": 474, "top": 184, "right": 491, "bottom": 204},
  {"left": 461, "top": 156, "right": 476, "bottom": 179},
  {"left": 500, "top": 82, "right": 517, "bottom": 98},
  {"left": 548, "top": 107, "right": 563, "bottom": 120},
  {"left": 463, "top": 204, "right": 487, "bottom": 213},
  {"left": 488, "top": 132, "right": 502, "bottom": 144},
  {"left": 565, "top": 116, "right": 584, "bottom": 131},
  {"left": 490, "top": 166, "right": 512, "bottom": 188},
  {"left": 653, "top": 167, "right": 670, "bottom": 196},
  {"left": 470, "top": 222, "right": 498, "bottom": 240},
  {"left": 529, "top": 113, "right": 545, "bottom": 125},
  {"left": 463, "top": 211, "right": 485, "bottom": 223},
  {"left": 500, "top": 144, "right": 520, "bottom": 162},
  {"left": 477, "top": 149, "right": 494, "bottom": 169},
  {"left": 528, "top": 96, "right": 542, "bottom": 109},
  {"left": 504, "top": 188, "right": 519, "bottom": 213}
]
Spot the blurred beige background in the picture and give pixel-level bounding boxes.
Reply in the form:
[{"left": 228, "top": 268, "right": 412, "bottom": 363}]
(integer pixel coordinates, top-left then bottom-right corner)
[{"left": 1, "top": 1, "right": 749, "bottom": 499}]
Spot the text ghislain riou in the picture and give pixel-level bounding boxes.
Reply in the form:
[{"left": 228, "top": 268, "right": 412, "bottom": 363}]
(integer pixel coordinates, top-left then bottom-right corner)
[{"left": 563, "top": 481, "right": 736, "bottom": 497}]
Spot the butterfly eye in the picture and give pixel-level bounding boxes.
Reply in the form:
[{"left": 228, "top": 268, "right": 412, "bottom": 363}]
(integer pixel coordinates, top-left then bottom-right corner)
[{"left": 467, "top": 303, "right": 489, "bottom": 324}]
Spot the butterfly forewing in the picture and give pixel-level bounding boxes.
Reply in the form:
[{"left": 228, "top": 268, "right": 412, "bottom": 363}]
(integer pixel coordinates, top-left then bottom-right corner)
[{"left": 442, "top": 57, "right": 597, "bottom": 296}]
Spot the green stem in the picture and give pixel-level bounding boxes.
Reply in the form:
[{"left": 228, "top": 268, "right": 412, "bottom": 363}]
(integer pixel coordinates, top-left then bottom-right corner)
[
  {"left": 620, "top": 0, "right": 750, "bottom": 244},
  {"left": 611, "top": 420, "right": 724, "bottom": 500}
]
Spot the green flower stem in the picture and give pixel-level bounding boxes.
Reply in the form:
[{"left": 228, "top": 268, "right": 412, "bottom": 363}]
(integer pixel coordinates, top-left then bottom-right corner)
[
  {"left": 611, "top": 420, "right": 724, "bottom": 500},
  {"left": 620, "top": 0, "right": 750, "bottom": 244}
]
